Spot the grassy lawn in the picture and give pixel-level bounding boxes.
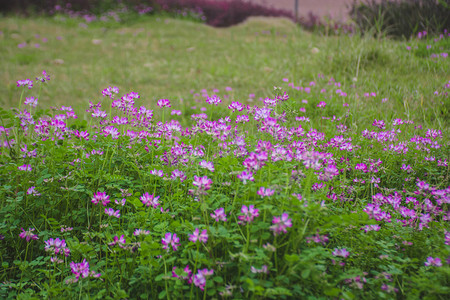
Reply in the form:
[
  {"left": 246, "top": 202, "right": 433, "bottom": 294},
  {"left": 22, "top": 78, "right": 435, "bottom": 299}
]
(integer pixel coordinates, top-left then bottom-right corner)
[{"left": 1, "top": 16, "right": 448, "bottom": 126}]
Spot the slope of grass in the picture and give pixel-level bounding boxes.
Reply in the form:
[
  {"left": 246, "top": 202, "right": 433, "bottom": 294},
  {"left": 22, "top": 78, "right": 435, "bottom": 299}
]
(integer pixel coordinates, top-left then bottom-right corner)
[{"left": 0, "top": 15, "right": 448, "bottom": 127}]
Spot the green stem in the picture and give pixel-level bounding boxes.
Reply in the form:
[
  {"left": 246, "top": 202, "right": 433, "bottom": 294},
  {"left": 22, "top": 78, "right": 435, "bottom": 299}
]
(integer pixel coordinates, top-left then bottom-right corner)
[
  {"left": 78, "top": 280, "right": 83, "bottom": 300},
  {"left": 189, "top": 243, "right": 200, "bottom": 300},
  {"left": 18, "top": 89, "right": 25, "bottom": 110},
  {"left": 163, "top": 257, "right": 171, "bottom": 300}
]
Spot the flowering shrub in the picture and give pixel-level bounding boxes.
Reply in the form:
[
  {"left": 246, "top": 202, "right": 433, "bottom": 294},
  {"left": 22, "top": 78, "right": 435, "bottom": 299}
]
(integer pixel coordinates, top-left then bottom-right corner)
[{"left": 0, "top": 55, "right": 449, "bottom": 298}]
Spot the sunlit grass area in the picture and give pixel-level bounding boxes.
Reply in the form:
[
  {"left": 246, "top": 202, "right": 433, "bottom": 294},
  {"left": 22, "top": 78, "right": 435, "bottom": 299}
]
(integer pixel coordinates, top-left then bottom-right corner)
[{"left": 1, "top": 16, "right": 448, "bottom": 125}]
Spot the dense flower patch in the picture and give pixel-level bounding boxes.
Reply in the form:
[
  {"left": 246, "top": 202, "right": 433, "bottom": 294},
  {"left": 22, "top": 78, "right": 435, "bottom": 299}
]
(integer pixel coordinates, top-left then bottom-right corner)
[{"left": 0, "top": 67, "right": 449, "bottom": 298}]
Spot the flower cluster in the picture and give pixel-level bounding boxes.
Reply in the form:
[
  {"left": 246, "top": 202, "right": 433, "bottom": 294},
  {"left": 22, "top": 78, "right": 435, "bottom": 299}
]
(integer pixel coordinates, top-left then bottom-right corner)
[
  {"left": 68, "top": 259, "right": 101, "bottom": 283},
  {"left": 270, "top": 213, "right": 292, "bottom": 235},
  {"left": 44, "top": 238, "right": 71, "bottom": 256},
  {"left": 140, "top": 192, "right": 160, "bottom": 208}
]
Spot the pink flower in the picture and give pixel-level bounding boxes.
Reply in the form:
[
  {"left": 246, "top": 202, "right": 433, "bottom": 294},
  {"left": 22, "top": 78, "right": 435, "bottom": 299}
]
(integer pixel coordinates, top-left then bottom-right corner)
[
  {"left": 140, "top": 192, "right": 160, "bottom": 208},
  {"left": 69, "top": 259, "right": 101, "bottom": 283},
  {"left": 189, "top": 228, "right": 208, "bottom": 243},
  {"left": 363, "top": 225, "right": 380, "bottom": 233},
  {"left": 24, "top": 97, "right": 38, "bottom": 108},
  {"left": 228, "top": 101, "right": 244, "bottom": 112},
  {"left": 372, "top": 119, "right": 386, "bottom": 129},
  {"left": 36, "top": 70, "right": 50, "bottom": 82},
  {"left": 103, "top": 126, "right": 120, "bottom": 139},
  {"left": 105, "top": 208, "right": 120, "bottom": 218},
  {"left": 157, "top": 99, "right": 171, "bottom": 108},
  {"left": 171, "top": 169, "right": 186, "bottom": 182},
  {"left": 206, "top": 95, "right": 221, "bottom": 105},
  {"left": 193, "top": 269, "right": 214, "bottom": 290},
  {"left": 18, "top": 164, "right": 32, "bottom": 171},
  {"left": 27, "top": 186, "right": 41, "bottom": 196},
  {"left": 109, "top": 235, "right": 126, "bottom": 247},
  {"left": 270, "top": 213, "right": 292, "bottom": 235},
  {"left": 115, "top": 198, "right": 126, "bottom": 206},
  {"left": 250, "top": 265, "right": 269, "bottom": 274},
  {"left": 317, "top": 101, "right": 327, "bottom": 108},
  {"left": 162, "top": 232, "right": 180, "bottom": 252},
  {"left": 425, "top": 257, "right": 442, "bottom": 267},
  {"left": 172, "top": 265, "right": 193, "bottom": 283},
  {"left": 257, "top": 187, "right": 274, "bottom": 197},
  {"left": 91, "top": 191, "right": 110, "bottom": 206},
  {"left": 210, "top": 207, "right": 227, "bottom": 222},
  {"left": 332, "top": 248, "right": 350, "bottom": 258},
  {"left": 19, "top": 228, "right": 39, "bottom": 242},
  {"left": 17, "top": 79, "right": 33, "bottom": 89},
  {"left": 133, "top": 229, "right": 150, "bottom": 236},
  {"left": 102, "top": 86, "right": 119, "bottom": 99},
  {"left": 199, "top": 160, "right": 214, "bottom": 172},
  {"left": 238, "top": 205, "right": 259, "bottom": 224},
  {"left": 150, "top": 169, "right": 164, "bottom": 177},
  {"left": 193, "top": 175, "right": 212, "bottom": 191},
  {"left": 237, "top": 170, "right": 254, "bottom": 184},
  {"left": 44, "top": 238, "right": 70, "bottom": 256},
  {"left": 70, "top": 259, "right": 90, "bottom": 280}
]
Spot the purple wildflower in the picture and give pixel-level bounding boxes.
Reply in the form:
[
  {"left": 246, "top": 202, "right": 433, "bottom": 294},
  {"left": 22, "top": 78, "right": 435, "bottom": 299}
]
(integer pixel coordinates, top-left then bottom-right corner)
[
  {"left": 206, "top": 95, "right": 221, "bottom": 105},
  {"left": 189, "top": 228, "right": 208, "bottom": 243},
  {"left": 134, "top": 229, "right": 150, "bottom": 236},
  {"left": 237, "top": 170, "right": 254, "bottom": 184},
  {"left": 18, "top": 164, "right": 32, "bottom": 171},
  {"left": 210, "top": 207, "right": 227, "bottom": 222},
  {"left": 36, "top": 70, "right": 50, "bottom": 83},
  {"left": 19, "top": 228, "right": 39, "bottom": 242},
  {"left": 140, "top": 192, "right": 160, "bottom": 208},
  {"left": 199, "top": 160, "right": 215, "bottom": 172},
  {"left": 332, "top": 248, "right": 350, "bottom": 258},
  {"left": 109, "top": 235, "right": 126, "bottom": 247},
  {"left": 157, "top": 99, "right": 171, "bottom": 108},
  {"left": 44, "top": 238, "right": 70, "bottom": 256},
  {"left": 257, "top": 187, "right": 274, "bottom": 197},
  {"left": 17, "top": 79, "right": 33, "bottom": 89},
  {"left": 27, "top": 186, "right": 41, "bottom": 196},
  {"left": 24, "top": 97, "right": 38, "bottom": 108},
  {"left": 270, "top": 213, "right": 292, "bottom": 235},
  {"left": 238, "top": 205, "right": 259, "bottom": 224},
  {"left": 425, "top": 257, "right": 442, "bottom": 267},
  {"left": 193, "top": 269, "right": 214, "bottom": 291},
  {"left": 105, "top": 208, "right": 120, "bottom": 218},
  {"left": 162, "top": 232, "right": 180, "bottom": 252},
  {"left": 193, "top": 175, "right": 212, "bottom": 191},
  {"left": 91, "top": 192, "right": 110, "bottom": 206}
]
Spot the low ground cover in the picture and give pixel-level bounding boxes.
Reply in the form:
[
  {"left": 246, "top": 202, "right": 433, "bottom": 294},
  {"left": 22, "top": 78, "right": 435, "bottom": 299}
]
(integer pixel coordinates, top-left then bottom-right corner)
[{"left": 0, "top": 13, "right": 449, "bottom": 300}]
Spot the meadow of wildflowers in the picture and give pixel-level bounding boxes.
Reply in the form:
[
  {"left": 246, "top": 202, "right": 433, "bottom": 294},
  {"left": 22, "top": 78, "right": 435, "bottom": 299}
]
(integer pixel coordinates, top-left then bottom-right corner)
[{"left": 0, "top": 11, "right": 450, "bottom": 300}]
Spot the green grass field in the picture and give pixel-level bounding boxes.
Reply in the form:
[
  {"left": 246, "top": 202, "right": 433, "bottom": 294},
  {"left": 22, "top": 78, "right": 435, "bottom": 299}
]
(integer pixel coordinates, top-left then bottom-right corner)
[{"left": 1, "top": 16, "right": 448, "bottom": 126}]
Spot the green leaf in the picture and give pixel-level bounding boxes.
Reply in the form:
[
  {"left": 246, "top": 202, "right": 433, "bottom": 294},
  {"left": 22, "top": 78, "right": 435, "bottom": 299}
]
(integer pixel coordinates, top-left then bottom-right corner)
[
  {"left": 155, "top": 273, "right": 165, "bottom": 282},
  {"left": 158, "top": 291, "right": 166, "bottom": 299},
  {"left": 324, "top": 288, "right": 341, "bottom": 296},
  {"left": 342, "top": 291, "right": 355, "bottom": 300},
  {"left": 284, "top": 254, "right": 300, "bottom": 263},
  {"left": 301, "top": 268, "right": 310, "bottom": 279}
]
